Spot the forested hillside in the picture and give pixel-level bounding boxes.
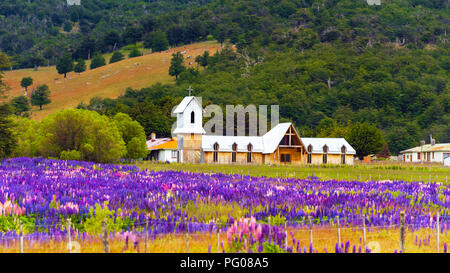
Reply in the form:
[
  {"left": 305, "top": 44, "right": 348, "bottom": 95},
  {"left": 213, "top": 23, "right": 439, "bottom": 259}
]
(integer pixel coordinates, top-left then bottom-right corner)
[{"left": 1, "top": 0, "right": 449, "bottom": 155}]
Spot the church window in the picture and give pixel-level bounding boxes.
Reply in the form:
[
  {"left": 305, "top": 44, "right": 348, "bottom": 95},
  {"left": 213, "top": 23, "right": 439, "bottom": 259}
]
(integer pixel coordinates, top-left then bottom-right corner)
[
  {"left": 213, "top": 143, "right": 219, "bottom": 163},
  {"left": 191, "top": 111, "right": 195, "bottom": 124}
]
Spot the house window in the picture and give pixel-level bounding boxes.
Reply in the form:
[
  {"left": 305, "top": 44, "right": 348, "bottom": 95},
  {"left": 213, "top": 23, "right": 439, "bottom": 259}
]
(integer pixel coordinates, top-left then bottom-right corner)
[
  {"left": 432, "top": 152, "right": 435, "bottom": 160},
  {"left": 341, "top": 145, "right": 346, "bottom": 164},
  {"left": 418, "top": 152, "right": 421, "bottom": 160},
  {"left": 323, "top": 145, "right": 328, "bottom": 164},
  {"left": 247, "top": 143, "right": 252, "bottom": 163},
  {"left": 307, "top": 145, "right": 312, "bottom": 164},
  {"left": 232, "top": 143, "right": 237, "bottom": 163},
  {"left": 281, "top": 154, "right": 291, "bottom": 163},
  {"left": 171, "top": 150, "right": 177, "bottom": 159},
  {"left": 213, "top": 143, "right": 219, "bottom": 163},
  {"left": 190, "top": 111, "right": 195, "bottom": 124}
]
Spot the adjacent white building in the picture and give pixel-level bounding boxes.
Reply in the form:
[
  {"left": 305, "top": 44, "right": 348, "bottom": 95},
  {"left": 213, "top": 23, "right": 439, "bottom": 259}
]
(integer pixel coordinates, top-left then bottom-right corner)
[{"left": 399, "top": 142, "right": 450, "bottom": 165}]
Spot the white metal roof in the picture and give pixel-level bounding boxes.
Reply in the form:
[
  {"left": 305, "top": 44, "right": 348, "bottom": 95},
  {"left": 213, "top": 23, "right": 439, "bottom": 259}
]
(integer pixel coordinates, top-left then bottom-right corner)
[
  {"left": 173, "top": 96, "right": 201, "bottom": 114},
  {"left": 400, "top": 143, "right": 450, "bottom": 154},
  {"left": 202, "top": 123, "right": 294, "bottom": 154},
  {"left": 300, "top": 138, "right": 356, "bottom": 155}
]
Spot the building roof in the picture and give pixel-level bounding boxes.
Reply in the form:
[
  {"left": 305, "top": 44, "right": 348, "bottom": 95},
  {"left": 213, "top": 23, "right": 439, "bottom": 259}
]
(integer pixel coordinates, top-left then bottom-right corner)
[
  {"left": 400, "top": 143, "right": 450, "bottom": 154},
  {"left": 202, "top": 123, "right": 302, "bottom": 154},
  {"left": 300, "top": 138, "right": 356, "bottom": 155},
  {"left": 173, "top": 96, "right": 201, "bottom": 114},
  {"left": 147, "top": 138, "right": 177, "bottom": 150}
]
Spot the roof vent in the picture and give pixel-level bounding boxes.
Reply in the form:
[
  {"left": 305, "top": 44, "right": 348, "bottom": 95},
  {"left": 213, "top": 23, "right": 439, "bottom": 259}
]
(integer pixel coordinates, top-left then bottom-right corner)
[{"left": 151, "top": 133, "right": 156, "bottom": 141}]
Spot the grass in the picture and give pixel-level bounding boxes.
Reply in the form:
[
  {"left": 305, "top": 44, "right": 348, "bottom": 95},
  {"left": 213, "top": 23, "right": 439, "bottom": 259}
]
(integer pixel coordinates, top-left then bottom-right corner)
[
  {"left": 135, "top": 161, "right": 450, "bottom": 184},
  {"left": 1, "top": 41, "right": 222, "bottom": 120}
]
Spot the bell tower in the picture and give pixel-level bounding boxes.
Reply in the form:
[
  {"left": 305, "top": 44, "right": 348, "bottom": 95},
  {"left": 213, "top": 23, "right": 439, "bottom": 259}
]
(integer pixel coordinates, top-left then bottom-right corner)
[{"left": 173, "top": 93, "right": 205, "bottom": 163}]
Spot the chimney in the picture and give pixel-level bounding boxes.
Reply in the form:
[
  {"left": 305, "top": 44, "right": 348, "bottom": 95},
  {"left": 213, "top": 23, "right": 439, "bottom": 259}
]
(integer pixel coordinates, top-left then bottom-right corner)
[
  {"left": 420, "top": 140, "right": 425, "bottom": 147},
  {"left": 150, "top": 133, "right": 156, "bottom": 141},
  {"left": 431, "top": 139, "right": 436, "bottom": 146}
]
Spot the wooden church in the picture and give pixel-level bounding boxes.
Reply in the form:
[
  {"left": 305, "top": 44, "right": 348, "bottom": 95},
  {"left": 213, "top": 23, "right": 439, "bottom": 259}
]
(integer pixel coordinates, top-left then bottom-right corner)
[{"left": 149, "top": 96, "right": 356, "bottom": 165}]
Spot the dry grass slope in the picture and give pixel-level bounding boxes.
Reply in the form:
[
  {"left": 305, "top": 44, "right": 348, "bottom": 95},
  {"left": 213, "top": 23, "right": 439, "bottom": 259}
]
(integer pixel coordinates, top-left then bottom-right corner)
[{"left": 2, "top": 41, "right": 221, "bottom": 120}]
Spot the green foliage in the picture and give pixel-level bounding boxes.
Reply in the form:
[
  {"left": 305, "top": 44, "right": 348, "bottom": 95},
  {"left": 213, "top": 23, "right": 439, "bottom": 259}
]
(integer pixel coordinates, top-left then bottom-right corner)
[
  {"left": 38, "top": 109, "right": 126, "bottom": 163},
  {"left": 74, "top": 59, "right": 86, "bottom": 73},
  {"left": 144, "top": 31, "right": 169, "bottom": 52},
  {"left": 83, "top": 202, "right": 124, "bottom": 235},
  {"left": 63, "top": 21, "right": 72, "bottom": 32},
  {"left": 10, "top": 95, "right": 30, "bottom": 116},
  {"left": 169, "top": 52, "right": 185, "bottom": 79},
  {"left": 56, "top": 53, "right": 74, "bottom": 78},
  {"left": 128, "top": 48, "right": 142, "bottom": 58},
  {"left": 112, "top": 113, "right": 148, "bottom": 159},
  {"left": 90, "top": 54, "right": 106, "bottom": 69},
  {"left": 109, "top": 51, "right": 124, "bottom": 64},
  {"left": 347, "top": 122, "right": 385, "bottom": 159},
  {"left": 20, "top": 77, "right": 33, "bottom": 91},
  {"left": 59, "top": 150, "right": 82, "bottom": 161},
  {"left": 0, "top": 106, "right": 16, "bottom": 159},
  {"left": 10, "top": 116, "right": 40, "bottom": 158},
  {"left": 30, "top": 84, "right": 51, "bottom": 110},
  {"left": 195, "top": 50, "right": 209, "bottom": 67}
]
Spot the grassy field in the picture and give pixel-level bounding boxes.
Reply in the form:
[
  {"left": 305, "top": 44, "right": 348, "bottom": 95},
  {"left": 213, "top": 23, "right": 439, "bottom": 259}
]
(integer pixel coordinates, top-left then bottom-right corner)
[
  {"left": 1, "top": 41, "right": 221, "bottom": 120},
  {"left": 135, "top": 161, "right": 450, "bottom": 184}
]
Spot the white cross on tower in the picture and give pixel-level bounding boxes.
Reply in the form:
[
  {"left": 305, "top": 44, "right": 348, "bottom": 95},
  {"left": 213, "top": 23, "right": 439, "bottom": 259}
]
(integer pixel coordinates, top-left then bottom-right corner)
[{"left": 187, "top": 85, "right": 193, "bottom": 96}]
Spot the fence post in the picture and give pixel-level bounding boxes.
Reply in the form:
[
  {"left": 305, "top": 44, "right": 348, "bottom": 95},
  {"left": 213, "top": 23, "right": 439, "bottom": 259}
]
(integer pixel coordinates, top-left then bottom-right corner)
[
  {"left": 216, "top": 220, "right": 220, "bottom": 253},
  {"left": 19, "top": 222, "right": 24, "bottom": 254},
  {"left": 67, "top": 218, "right": 72, "bottom": 253},
  {"left": 362, "top": 215, "right": 367, "bottom": 253},
  {"left": 308, "top": 216, "right": 313, "bottom": 246},
  {"left": 102, "top": 219, "right": 110, "bottom": 253},
  {"left": 437, "top": 211, "right": 440, "bottom": 253},
  {"left": 186, "top": 217, "right": 189, "bottom": 253},
  {"left": 400, "top": 212, "right": 405, "bottom": 253},
  {"left": 285, "top": 222, "right": 288, "bottom": 250},
  {"left": 145, "top": 219, "right": 149, "bottom": 253},
  {"left": 336, "top": 216, "right": 341, "bottom": 247}
]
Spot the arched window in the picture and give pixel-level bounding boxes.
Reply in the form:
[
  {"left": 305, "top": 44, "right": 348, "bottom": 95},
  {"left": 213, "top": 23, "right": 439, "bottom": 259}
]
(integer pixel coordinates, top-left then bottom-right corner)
[
  {"left": 341, "top": 145, "right": 346, "bottom": 164},
  {"left": 213, "top": 143, "right": 219, "bottom": 163},
  {"left": 190, "top": 111, "right": 195, "bottom": 124},
  {"left": 323, "top": 145, "right": 328, "bottom": 164},
  {"left": 307, "top": 145, "right": 312, "bottom": 164},
  {"left": 247, "top": 143, "right": 253, "bottom": 163},
  {"left": 232, "top": 143, "right": 237, "bottom": 163}
]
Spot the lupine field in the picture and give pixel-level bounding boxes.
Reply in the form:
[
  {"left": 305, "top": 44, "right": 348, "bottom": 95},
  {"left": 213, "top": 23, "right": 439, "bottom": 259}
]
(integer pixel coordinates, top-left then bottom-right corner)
[{"left": 0, "top": 158, "right": 449, "bottom": 253}]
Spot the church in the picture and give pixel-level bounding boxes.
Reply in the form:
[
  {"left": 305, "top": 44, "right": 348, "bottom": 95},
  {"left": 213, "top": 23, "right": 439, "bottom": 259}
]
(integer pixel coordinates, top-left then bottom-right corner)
[{"left": 148, "top": 96, "right": 356, "bottom": 165}]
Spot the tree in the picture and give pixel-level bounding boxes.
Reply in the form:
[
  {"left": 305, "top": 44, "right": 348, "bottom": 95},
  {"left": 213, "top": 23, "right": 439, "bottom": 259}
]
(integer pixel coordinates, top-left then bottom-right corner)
[
  {"left": 346, "top": 122, "right": 384, "bottom": 159},
  {"left": 112, "top": 113, "right": 148, "bottom": 159},
  {"left": 74, "top": 59, "right": 86, "bottom": 73},
  {"left": 63, "top": 21, "right": 73, "bottom": 32},
  {"left": 128, "top": 49, "right": 142, "bottom": 58},
  {"left": 109, "top": 51, "right": 124, "bottom": 64},
  {"left": 38, "top": 109, "right": 126, "bottom": 163},
  {"left": 0, "top": 102, "right": 16, "bottom": 159},
  {"left": 20, "top": 77, "right": 33, "bottom": 91},
  {"left": 31, "top": 84, "right": 51, "bottom": 110},
  {"left": 195, "top": 50, "right": 209, "bottom": 68},
  {"left": 169, "top": 52, "right": 185, "bottom": 79},
  {"left": 378, "top": 143, "right": 391, "bottom": 159},
  {"left": 103, "top": 31, "right": 121, "bottom": 51},
  {"left": 11, "top": 96, "right": 30, "bottom": 116},
  {"left": 29, "top": 54, "right": 46, "bottom": 71},
  {"left": 0, "top": 52, "right": 10, "bottom": 96},
  {"left": 90, "top": 54, "right": 106, "bottom": 69},
  {"left": 56, "top": 53, "right": 74, "bottom": 78},
  {"left": 144, "top": 31, "right": 169, "bottom": 52},
  {"left": 122, "top": 25, "right": 143, "bottom": 45}
]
